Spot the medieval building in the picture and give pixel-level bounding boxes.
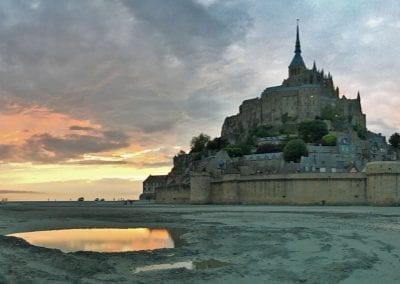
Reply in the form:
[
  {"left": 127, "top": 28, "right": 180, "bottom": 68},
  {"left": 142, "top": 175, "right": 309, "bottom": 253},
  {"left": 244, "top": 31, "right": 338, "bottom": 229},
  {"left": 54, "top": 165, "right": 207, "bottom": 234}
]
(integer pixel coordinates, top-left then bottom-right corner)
[
  {"left": 143, "top": 23, "right": 400, "bottom": 206},
  {"left": 221, "top": 23, "right": 365, "bottom": 145},
  {"left": 140, "top": 175, "right": 167, "bottom": 200}
]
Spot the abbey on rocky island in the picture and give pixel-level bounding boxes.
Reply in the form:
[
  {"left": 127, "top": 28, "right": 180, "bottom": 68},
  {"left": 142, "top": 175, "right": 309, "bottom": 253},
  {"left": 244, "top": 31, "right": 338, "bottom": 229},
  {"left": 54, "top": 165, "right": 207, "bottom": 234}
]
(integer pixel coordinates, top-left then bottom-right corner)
[
  {"left": 141, "top": 23, "right": 400, "bottom": 206},
  {"left": 222, "top": 23, "right": 365, "bottom": 145}
]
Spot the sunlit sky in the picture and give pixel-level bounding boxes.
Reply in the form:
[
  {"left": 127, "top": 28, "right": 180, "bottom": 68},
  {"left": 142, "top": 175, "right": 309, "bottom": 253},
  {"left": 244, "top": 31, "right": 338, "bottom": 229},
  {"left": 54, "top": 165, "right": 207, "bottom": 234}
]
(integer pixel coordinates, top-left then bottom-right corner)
[{"left": 1, "top": 0, "right": 399, "bottom": 201}]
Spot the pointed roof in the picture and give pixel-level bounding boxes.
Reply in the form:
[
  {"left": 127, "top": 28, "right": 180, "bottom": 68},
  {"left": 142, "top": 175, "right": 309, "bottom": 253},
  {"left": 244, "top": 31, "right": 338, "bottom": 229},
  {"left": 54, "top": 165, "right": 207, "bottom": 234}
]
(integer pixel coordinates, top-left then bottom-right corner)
[
  {"left": 289, "top": 20, "right": 306, "bottom": 68},
  {"left": 295, "top": 21, "right": 301, "bottom": 54}
]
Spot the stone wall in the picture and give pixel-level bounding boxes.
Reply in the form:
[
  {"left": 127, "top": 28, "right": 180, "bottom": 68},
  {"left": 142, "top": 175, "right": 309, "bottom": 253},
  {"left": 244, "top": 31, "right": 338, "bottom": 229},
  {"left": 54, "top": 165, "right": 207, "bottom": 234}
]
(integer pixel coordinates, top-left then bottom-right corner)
[
  {"left": 366, "top": 161, "right": 400, "bottom": 205},
  {"left": 208, "top": 173, "right": 366, "bottom": 205},
  {"left": 156, "top": 162, "right": 400, "bottom": 206},
  {"left": 155, "top": 184, "right": 190, "bottom": 204},
  {"left": 190, "top": 172, "right": 212, "bottom": 204}
]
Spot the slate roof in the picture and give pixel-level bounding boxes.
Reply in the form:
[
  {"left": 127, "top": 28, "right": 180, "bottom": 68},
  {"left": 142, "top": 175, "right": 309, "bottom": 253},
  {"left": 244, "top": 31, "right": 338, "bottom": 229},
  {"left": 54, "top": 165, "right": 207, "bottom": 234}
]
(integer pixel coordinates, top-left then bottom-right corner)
[
  {"left": 289, "top": 53, "right": 305, "bottom": 67},
  {"left": 143, "top": 175, "right": 167, "bottom": 184}
]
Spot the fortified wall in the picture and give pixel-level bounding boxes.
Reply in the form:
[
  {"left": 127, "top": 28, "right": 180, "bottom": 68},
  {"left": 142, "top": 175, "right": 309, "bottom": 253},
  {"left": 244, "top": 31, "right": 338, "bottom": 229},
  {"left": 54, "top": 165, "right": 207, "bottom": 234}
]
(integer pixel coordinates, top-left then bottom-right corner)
[
  {"left": 155, "top": 161, "right": 400, "bottom": 206},
  {"left": 366, "top": 162, "right": 400, "bottom": 205},
  {"left": 187, "top": 161, "right": 400, "bottom": 206},
  {"left": 151, "top": 24, "right": 399, "bottom": 206}
]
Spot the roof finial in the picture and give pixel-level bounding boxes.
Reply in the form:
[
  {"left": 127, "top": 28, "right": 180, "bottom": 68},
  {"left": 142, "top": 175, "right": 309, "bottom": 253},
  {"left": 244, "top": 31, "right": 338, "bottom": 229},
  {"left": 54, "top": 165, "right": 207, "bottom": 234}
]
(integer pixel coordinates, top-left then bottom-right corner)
[{"left": 295, "top": 19, "right": 301, "bottom": 54}]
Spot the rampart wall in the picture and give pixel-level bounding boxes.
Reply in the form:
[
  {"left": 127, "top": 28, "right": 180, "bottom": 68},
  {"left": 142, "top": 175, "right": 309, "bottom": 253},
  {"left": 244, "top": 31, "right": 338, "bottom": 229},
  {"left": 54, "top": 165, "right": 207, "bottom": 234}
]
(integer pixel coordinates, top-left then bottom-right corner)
[
  {"left": 155, "top": 184, "right": 190, "bottom": 204},
  {"left": 155, "top": 162, "right": 400, "bottom": 206},
  {"left": 208, "top": 173, "right": 366, "bottom": 205},
  {"left": 366, "top": 162, "right": 400, "bottom": 205}
]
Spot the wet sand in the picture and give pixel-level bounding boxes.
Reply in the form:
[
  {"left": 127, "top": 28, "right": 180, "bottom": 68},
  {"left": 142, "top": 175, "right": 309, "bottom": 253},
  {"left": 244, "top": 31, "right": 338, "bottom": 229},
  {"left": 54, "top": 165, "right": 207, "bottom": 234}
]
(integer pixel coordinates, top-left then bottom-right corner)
[{"left": 0, "top": 202, "right": 399, "bottom": 283}]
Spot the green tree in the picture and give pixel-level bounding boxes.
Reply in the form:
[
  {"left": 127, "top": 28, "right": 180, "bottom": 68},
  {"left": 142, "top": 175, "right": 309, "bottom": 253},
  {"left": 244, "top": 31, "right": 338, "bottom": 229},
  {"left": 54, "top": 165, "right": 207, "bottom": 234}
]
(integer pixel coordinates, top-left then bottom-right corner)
[
  {"left": 352, "top": 124, "right": 367, "bottom": 140},
  {"left": 298, "top": 120, "right": 328, "bottom": 143},
  {"left": 206, "top": 137, "right": 228, "bottom": 151},
  {"left": 256, "top": 143, "right": 282, "bottom": 154},
  {"left": 190, "top": 133, "right": 210, "bottom": 153},
  {"left": 283, "top": 139, "right": 308, "bottom": 162},
  {"left": 174, "top": 150, "right": 186, "bottom": 158},
  {"left": 281, "top": 113, "right": 290, "bottom": 123},
  {"left": 250, "top": 125, "right": 275, "bottom": 138},
  {"left": 321, "top": 133, "right": 337, "bottom": 146},
  {"left": 320, "top": 105, "right": 341, "bottom": 121},
  {"left": 389, "top": 132, "right": 400, "bottom": 149},
  {"left": 224, "top": 144, "right": 251, "bottom": 157}
]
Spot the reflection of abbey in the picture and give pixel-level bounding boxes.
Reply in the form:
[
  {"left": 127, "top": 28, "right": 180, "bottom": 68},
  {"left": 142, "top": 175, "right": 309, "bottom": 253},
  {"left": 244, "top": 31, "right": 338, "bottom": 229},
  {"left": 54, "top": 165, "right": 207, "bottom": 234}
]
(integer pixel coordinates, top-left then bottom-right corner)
[{"left": 142, "top": 24, "right": 400, "bottom": 206}]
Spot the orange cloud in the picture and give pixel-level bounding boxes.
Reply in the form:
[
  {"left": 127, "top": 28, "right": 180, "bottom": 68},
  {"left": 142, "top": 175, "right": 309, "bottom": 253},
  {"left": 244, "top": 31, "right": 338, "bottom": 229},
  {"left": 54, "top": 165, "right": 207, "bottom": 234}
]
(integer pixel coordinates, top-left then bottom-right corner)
[{"left": 0, "top": 105, "right": 101, "bottom": 145}]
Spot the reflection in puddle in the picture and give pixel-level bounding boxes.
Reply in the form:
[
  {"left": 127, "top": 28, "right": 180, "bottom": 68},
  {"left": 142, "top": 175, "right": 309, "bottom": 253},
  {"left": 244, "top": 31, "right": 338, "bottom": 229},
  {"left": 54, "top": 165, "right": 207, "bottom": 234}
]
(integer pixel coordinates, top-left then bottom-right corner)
[
  {"left": 133, "top": 259, "right": 229, "bottom": 274},
  {"left": 133, "top": 261, "right": 194, "bottom": 273},
  {"left": 8, "top": 228, "right": 174, "bottom": 253}
]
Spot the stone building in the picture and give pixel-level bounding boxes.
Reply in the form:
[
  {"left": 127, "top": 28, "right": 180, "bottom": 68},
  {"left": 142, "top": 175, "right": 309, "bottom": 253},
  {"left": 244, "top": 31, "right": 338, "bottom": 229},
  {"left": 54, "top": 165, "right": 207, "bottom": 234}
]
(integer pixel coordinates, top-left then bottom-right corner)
[
  {"left": 140, "top": 175, "right": 167, "bottom": 200},
  {"left": 221, "top": 23, "right": 365, "bottom": 144}
]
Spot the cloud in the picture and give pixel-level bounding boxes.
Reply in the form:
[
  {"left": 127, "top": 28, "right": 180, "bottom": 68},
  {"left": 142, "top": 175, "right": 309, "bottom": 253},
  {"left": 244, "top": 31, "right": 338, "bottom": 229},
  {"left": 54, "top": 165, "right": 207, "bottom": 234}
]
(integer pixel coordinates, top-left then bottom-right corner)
[
  {"left": 130, "top": 161, "right": 172, "bottom": 169},
  {"left": 0, "top": 190, "right": 43, "bottom": 194},
  {"left": 72, "top": 160, "right": 128, "bottom": 165},
  {"left": 21, "top": 130, "right": 130, "bottom": 163},
  {"left": 0, "top": 144, "right": 15, "bottom": 160},
  {"left": 69, "top": 125, "right": 96, "bottom": 131},
  {"left": 0, "top": 0, "right": 251, "bottom": 141},
  {"left": 0, "top": 0, "right": 399, "bottom": 168}
]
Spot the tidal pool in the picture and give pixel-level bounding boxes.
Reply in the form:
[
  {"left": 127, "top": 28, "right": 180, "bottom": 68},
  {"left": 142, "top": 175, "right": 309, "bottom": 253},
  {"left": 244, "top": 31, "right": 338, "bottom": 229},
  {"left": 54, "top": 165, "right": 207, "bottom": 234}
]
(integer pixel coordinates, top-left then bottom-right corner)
[
  {"left": 8, "top": 228, "right": 174, "bottom": 253},
  {"left": 133, "top": 259, "right": 230, "bottom": 274}
]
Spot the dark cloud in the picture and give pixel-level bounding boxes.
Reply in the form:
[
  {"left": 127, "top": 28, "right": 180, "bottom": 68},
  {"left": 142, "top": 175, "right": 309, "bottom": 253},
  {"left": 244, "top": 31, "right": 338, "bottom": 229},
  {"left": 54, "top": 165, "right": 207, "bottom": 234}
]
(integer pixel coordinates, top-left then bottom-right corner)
[
  {"left": 0, "top": 0, "right": 251, "bottom": 142},
  {"left": 21, "top": 130, "right": 130, "bottom": 163},
  {"left": 0, "top": 0, "right": 399, "bottom": 153},
  {"left": 0, "top": 0, "right": 249, "bottom": 135},
  {"left": 121, "top": 0, "right": 250, "bottom": 61},
  {"left": 183, "top": 91, "right": 223, "bottom": 120},
  {"left": 69, "top": 126, "right": 96, "bottom": 131},
  {"left": 0, "top": 144, "right": 15, "bottom": 160}
]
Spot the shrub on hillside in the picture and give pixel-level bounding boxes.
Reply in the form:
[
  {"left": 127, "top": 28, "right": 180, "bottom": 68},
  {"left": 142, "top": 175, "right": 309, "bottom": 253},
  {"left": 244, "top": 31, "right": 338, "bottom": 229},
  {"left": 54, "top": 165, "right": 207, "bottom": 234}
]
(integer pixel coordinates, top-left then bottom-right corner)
[
  {"left": 298, "top": 120, "right": 328, "bottom": 143},
  {"left": 321, "top": 133, "right": 337, "bottom": 146},
  {"left": 283, "top": 139, "right": 308, "bottom": 163}
]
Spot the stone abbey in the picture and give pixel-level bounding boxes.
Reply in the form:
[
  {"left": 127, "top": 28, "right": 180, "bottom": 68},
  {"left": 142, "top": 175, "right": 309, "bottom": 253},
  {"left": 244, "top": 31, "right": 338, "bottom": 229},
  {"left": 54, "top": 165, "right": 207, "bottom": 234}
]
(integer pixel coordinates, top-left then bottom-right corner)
[
  {"left": 142, "top": 23, "right": 400, "bottom": 206},
  {"left": 222, "top": 23, "right": 365, "bottom": 145}
]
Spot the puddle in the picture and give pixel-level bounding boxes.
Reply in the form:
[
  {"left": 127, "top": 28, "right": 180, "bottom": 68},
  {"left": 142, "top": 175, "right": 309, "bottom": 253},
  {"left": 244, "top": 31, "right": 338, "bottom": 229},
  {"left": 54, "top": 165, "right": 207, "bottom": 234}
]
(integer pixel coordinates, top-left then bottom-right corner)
[
  {"left": 133, "top": 259, "right": 229, "bottom": 274},
  {"left": 7, "top": 228, "right": 174, "bottom": 253},
  {"left": 133, "top": 261, "right": 194, "bottom": 273}
]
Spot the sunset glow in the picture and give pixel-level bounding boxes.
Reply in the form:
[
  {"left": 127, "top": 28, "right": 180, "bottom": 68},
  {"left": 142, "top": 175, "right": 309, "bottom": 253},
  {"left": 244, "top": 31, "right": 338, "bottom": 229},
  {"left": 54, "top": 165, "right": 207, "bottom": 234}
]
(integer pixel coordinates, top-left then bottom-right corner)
[{"left": 1, "top": 1, "right": 399, "bottom": 201}]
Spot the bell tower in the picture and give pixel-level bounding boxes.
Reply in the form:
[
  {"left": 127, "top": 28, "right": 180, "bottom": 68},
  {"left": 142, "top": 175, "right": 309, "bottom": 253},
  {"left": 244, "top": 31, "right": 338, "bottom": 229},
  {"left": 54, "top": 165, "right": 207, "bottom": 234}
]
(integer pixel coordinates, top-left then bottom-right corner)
[{"left": 288, "top": 20, "right": 306, "bottom": 77}]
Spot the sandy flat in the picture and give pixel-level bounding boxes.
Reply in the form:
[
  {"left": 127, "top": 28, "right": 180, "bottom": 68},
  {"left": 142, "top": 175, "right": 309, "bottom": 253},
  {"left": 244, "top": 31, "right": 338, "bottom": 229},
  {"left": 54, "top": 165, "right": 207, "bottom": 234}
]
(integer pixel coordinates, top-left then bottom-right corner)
[{"left": 0, "top": 202, "right": 400, "bottom": 283}]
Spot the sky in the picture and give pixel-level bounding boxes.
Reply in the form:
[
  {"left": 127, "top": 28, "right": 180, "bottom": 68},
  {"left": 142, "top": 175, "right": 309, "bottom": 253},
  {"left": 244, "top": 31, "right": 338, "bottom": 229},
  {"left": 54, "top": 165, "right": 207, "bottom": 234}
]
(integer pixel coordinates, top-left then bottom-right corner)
[{"left": 1, "top": 0, "right": 399, "bottom": 201}]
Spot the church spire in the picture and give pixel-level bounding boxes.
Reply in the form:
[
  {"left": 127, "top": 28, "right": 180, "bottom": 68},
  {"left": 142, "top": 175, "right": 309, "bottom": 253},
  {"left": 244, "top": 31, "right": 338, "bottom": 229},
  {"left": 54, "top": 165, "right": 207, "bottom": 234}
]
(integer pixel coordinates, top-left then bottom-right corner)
[
  {"left": 295, "top": 19, "right": 301, "bottom": 54},
  {"left": 288, "top": 19, "right": 306, "bottom": 76}
]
